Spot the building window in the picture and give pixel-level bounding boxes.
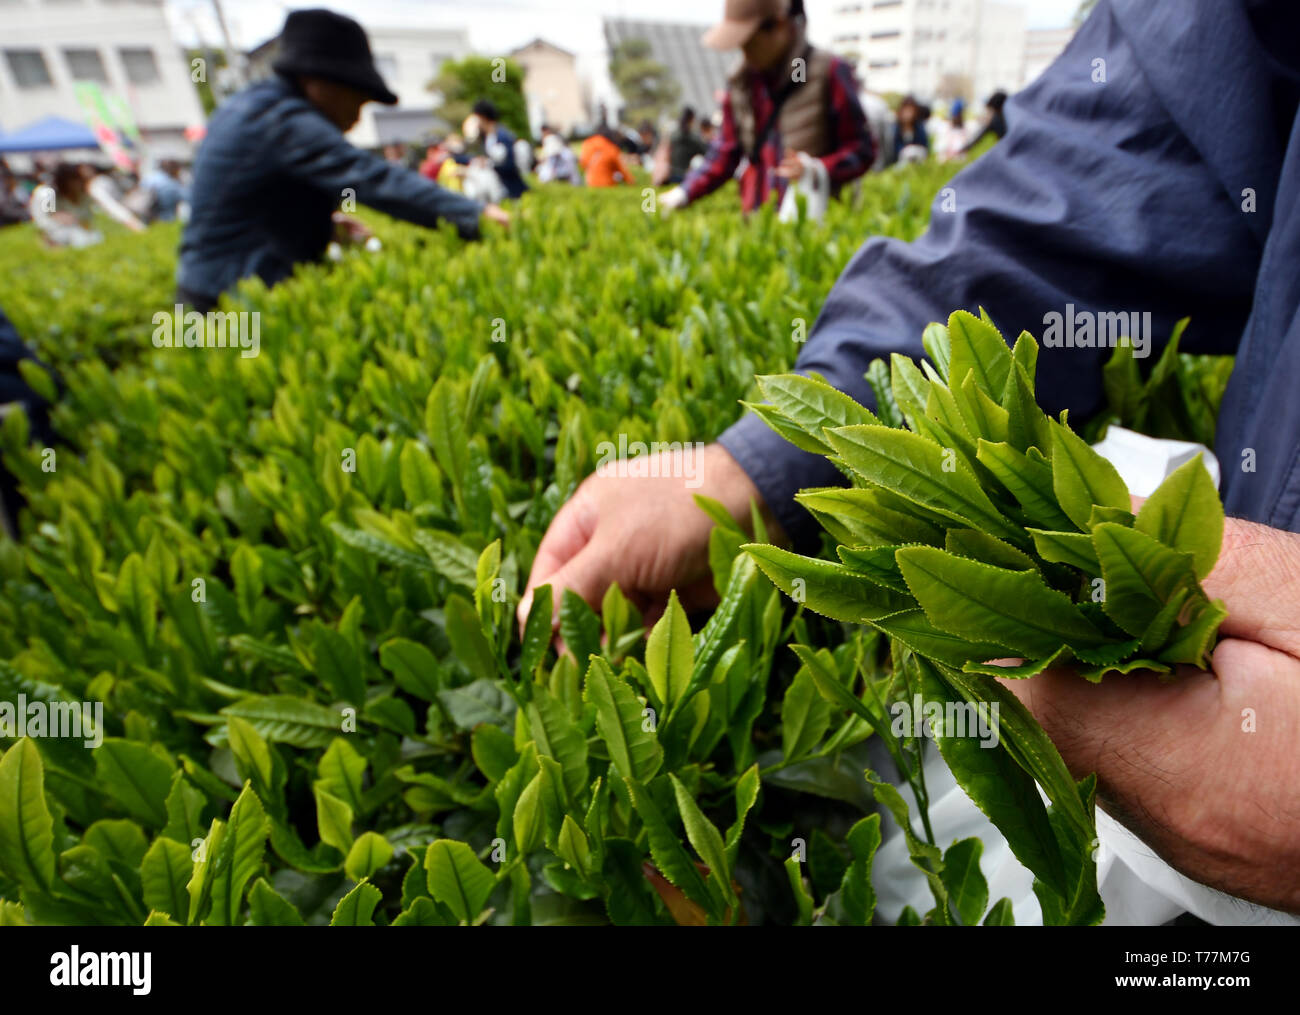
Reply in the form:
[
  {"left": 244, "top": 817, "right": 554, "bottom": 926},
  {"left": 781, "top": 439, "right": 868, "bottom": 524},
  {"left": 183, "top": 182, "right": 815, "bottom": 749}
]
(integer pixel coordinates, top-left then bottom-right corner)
[
  {"left": 868, "top": 59, "right": 900, "bottom": 69},
  {"left": 873, "top": 0, "right": 903, "bottom": 7},
  {"left": 870, "top": 30, "right": 902, "bottom": 39},
  {"left": 119, "top": 47, "right": 160, "bottom": 85},
  {"left": 65, "top": 48, "right": 109, "bottom": 84},
  {"left": 375, "top": 54, "right": 398, "bottom": 81},
  {"left": 4, "top": 49, "right": 54, "bottom": 88}
]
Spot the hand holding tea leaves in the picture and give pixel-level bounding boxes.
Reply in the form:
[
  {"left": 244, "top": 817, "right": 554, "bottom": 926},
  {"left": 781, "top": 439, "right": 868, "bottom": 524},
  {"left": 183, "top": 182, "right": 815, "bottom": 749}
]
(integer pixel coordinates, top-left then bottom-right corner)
[{"left": 1006, "top": 516, "right": 1300, "bottom": 915}]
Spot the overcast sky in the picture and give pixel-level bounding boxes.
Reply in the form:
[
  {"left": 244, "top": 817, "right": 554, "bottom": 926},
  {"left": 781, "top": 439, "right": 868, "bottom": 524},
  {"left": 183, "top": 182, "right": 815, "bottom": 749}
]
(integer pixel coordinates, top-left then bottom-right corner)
[{"left": 166, "top": 0, "right": 1083, "bottom": 56}]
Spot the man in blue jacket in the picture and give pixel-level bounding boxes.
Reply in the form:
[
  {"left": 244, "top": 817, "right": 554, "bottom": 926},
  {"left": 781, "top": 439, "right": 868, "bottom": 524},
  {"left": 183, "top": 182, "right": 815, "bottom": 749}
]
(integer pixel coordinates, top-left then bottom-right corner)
[
  {"left": 177, "top": 9, "right": 508, "bottom": 310},
  {"left": 523, "top": 0, "right": 1300, "bottom": 914}
]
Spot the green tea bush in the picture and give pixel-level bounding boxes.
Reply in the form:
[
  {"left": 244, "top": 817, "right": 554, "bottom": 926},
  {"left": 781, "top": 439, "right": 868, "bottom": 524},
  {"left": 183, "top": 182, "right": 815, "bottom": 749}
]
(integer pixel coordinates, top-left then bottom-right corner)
[{"left": 0, "top": 163, "right": 1226, "bottom": 926}]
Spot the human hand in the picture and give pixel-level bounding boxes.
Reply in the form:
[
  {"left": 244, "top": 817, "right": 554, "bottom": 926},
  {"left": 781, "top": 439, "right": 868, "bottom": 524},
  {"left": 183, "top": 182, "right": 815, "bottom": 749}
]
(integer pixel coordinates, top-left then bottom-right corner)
[
  {"left": 658, "top": 186, "right": 689, "bottom": 217},
  {"left": 482, "top": 204, "right": 511, "bottom": 229},
  {"left": 331, "top": 212, "right": 371, "bottom": 244},
  {"left": 1003, "top": 516, "right": 1300, "bottom": 914},
  {"left": 775, "top": 148, "right": 807, "bottom": 181},
  {"left": 518, "top": 443, "right": 784, "bottom": 632}
]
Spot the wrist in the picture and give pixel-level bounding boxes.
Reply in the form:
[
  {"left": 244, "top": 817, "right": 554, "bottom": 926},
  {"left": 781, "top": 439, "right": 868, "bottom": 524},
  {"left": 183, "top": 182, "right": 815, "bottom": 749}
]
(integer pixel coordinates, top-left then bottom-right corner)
[{"left": 700, "top": 443, "right": 788, "bottom": 546}]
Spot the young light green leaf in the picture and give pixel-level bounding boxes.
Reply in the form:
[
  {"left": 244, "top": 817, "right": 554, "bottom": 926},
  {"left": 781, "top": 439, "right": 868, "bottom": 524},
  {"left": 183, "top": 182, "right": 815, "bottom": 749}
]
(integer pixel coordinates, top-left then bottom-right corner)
[
  {"left": 1134, "top": 454, "right": 1223, "bottom": 578},
  {"left": 0, "top": 739, "right": 56, "bottom": 892},
  {"left": 896, "top": 546, "right": 1108, "bottom": 657},
  {"left": 1049, "top": 419, "right": 1131, "bottom": 530},
  {"left": 345, "top": 831, "right": 395, "bottom": 881},
  {"left": 425, "top": 839, "right": 496, "bottom": 922},
  {"left": 583, "top": 656, "right": 662, "bottom": 783},
  {"left": 645, "top": 589, "right": 693, "bottom": 708}
]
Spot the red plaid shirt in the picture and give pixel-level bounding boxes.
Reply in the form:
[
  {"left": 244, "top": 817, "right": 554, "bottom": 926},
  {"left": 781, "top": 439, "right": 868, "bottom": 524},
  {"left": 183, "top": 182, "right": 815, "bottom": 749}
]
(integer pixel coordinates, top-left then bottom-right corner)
[{"left": 683, "top": 56, "right": 874, "bottom": 213}]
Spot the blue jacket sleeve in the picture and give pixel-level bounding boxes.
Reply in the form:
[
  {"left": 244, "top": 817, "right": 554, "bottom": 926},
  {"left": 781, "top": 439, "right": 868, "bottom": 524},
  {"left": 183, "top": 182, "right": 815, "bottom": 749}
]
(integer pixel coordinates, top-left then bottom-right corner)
[
  {"left": 719, "top": 0, "right": 1266, "bottom": 547},
  {"left": 268, "top": 101, "right": 486, "bottom": 238}
]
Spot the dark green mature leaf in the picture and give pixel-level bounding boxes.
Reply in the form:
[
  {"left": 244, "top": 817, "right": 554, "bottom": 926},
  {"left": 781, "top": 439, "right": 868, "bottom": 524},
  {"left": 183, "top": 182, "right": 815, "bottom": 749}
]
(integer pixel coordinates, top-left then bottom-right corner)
[
  {"left": 1134, "top": 455, "right": 1224, "bottom": 578},
  {"left": 379, "top": 638, "right": 444, "bottom": 701},
  {"left": 1050, "top": 419, "right": 1131, "bottom": 529},
  {"left": 866, "top": 357, "right": 903, "bottom": 429},
  {"left": 626, "top": 777, "right": 716, "bottom": 918},
  {"left": 584, "top": 656, "right": 662, "bottom": 783},
  {"left": 93, "top": 739, "right": 174, "bottom": 827},
  {"left": 445, "top": 593, "right": 498, "bottom": 683},
  {"left": 0, "top": 739, "right": 56, "bottom": 892},
  {"left": 983, "top": 897, "right": 1015, "bottom": 925},
  {"left": 896, "top": 546, "right": 1107, "bottom": 657},
  {"left": 219, "top": 696, "right": 342, "bottom": 749}
]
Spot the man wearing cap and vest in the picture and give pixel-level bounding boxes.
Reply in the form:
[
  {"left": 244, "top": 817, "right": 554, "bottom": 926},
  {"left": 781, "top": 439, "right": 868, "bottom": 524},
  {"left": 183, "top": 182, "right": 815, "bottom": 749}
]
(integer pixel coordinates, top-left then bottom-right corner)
[
  {"left": 660, "top": 0, "right": 874, "bottom": 216},
  {"left": 178, "top": 8, "right": 510, "bottom": 311}
]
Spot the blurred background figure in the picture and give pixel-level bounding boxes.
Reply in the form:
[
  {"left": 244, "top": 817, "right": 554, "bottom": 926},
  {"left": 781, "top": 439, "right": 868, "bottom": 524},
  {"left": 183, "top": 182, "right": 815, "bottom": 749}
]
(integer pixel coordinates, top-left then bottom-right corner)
[
  {"left": 466, "top": 99, "right": 529, "bottom": 199},
  {"left": 84, "top": 165, "right": 147, "bottom": 233},
  {"left": 0, "top": 164, "right": 30, "bottom": 228},
  {"left": 891, "top": 95, "right": 930, "bottom": 165},
  {"left": 667, "top": 107, "right": 708, "bottom": 185},
  {"left": 178, "top": 9, "right": 503, "bottom": 312},
  {"left": 140, "top": 159, "right": 192, "bottom": 223},
  {"left": 29, "top": 162, "right": 144, "bottom": 247},
  {"left": 937, "top": 98, "right": 969, "bottom": 161},
  {"left": 959, "top": 91, "right": 1009, "bottom": 155},
  {"left": 660, "top": 0, "right": 873, "bottom": 218},
  {"left": 580, "top": 127, "right": 635, "bottom": 187},
  {"left": 536, "top": 128, "right": 580, "bottom": 184},
  {"left": 420, "top": 135, "right": 469, "bottom": 192}
]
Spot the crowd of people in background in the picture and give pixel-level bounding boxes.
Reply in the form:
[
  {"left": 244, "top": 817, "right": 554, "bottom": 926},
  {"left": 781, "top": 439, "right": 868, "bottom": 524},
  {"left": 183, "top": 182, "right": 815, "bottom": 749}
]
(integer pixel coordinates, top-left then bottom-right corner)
[{"left": 0, "top": 157, "right": 192, "bottom": 247}]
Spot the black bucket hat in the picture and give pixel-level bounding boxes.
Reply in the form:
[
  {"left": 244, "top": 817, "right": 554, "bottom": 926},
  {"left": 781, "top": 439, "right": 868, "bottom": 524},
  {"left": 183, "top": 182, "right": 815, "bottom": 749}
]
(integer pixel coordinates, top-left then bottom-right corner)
[{"left": 271, "top": 9, "right": 399, "bottom": 105}]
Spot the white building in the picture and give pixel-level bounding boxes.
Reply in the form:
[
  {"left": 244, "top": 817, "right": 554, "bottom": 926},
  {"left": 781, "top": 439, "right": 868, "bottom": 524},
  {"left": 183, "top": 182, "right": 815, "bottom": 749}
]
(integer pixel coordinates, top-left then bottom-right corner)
[
  {"left": 1023, "top": 26, "right": 1076, "bottom": 88},
  {"left": 829, "top": 0, "right": 1027, "bottom": 104},
  {"left": 246, "top": 25, "right": 471, "bottom": 149},
  {"left": 0, "top": 0, "right": 204, "bottom": 156}
]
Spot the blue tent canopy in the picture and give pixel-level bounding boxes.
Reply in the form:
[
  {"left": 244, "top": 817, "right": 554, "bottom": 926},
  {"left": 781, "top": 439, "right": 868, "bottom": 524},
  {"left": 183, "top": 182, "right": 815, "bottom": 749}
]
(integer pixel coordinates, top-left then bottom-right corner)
[{"left": 0, "top": 116, "right": 100, "bottom": 153}]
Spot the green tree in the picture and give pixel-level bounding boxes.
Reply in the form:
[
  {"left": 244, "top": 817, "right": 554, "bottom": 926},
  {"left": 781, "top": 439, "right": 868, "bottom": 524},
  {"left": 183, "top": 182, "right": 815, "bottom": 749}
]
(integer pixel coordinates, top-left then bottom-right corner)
[
  {"left": 429, "top": 55, "right": 530, "bottom": 140},
  {"left": 186, "top": 48, "right": 229, "bottom": 116},
  {"left": 609, "top": 39, "right": 680, "bottom": 125}
]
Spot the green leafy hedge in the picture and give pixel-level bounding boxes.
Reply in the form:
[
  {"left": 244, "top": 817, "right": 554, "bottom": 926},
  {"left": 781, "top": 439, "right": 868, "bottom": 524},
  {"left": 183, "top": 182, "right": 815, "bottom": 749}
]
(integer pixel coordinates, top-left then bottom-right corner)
[{"left": 0, "top": 163, "right": 1222, "bottom": 926}]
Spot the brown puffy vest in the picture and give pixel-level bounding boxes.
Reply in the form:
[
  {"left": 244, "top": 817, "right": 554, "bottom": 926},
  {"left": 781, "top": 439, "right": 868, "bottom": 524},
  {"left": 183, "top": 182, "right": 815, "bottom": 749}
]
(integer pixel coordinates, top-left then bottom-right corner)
[{"left": 727, "top": 25, "right": 835, "bottom": 159}]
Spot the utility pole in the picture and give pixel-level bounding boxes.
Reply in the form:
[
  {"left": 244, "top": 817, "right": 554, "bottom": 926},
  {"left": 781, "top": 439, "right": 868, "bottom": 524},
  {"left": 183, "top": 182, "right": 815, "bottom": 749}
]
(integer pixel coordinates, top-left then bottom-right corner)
[{"left": 210, "top": 0, "right": 248, "bottom": 89}]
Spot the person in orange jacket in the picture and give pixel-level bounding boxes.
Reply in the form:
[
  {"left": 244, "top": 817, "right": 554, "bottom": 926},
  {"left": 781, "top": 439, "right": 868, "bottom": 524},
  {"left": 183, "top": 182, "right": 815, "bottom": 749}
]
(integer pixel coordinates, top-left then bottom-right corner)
[{"left": 579, "top": 128, "right": 636, "bottom": 188}]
